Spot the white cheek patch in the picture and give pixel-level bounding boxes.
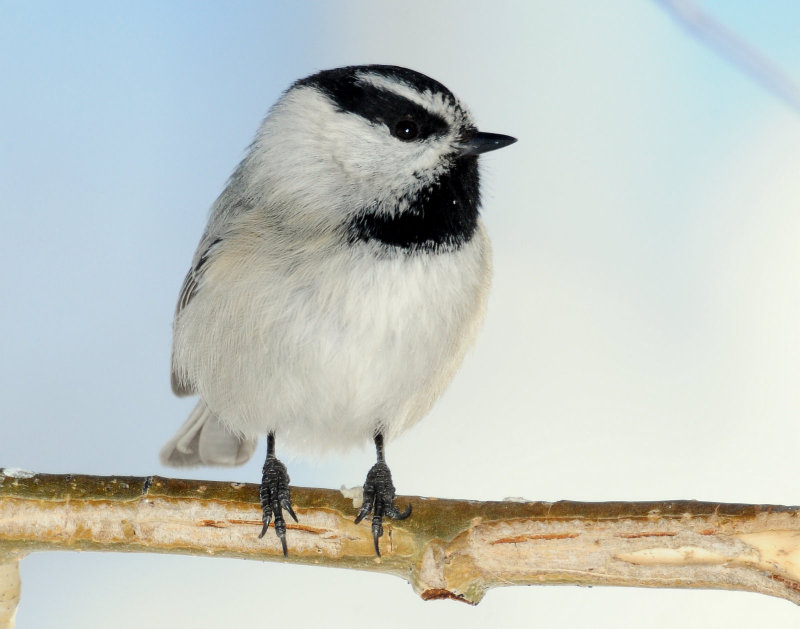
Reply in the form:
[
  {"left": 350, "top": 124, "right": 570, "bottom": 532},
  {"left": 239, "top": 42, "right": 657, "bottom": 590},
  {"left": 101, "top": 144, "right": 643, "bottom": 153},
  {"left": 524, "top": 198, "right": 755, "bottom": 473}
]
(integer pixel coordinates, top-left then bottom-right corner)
[{"left": 241, "top": 82, "right": 465, "bottom": 228}]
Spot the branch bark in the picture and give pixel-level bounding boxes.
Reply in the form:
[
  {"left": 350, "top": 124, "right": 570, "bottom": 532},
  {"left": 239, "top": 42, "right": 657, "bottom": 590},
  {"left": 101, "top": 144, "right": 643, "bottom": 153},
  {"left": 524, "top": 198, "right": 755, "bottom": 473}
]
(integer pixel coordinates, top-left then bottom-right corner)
[{"left": 1, "top": 469, "right": 800, "bottom": 625}]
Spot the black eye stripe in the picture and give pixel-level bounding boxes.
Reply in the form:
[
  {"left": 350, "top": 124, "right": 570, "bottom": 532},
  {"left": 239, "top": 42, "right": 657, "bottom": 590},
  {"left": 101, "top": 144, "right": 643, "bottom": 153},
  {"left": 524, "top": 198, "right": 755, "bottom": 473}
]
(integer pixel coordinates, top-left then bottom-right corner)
[
  {"left": 355, "top": 84, "right": 448, "bottom": 139},
  {"left": 297, "top": 68, "right": 450, "bottom": 140}
]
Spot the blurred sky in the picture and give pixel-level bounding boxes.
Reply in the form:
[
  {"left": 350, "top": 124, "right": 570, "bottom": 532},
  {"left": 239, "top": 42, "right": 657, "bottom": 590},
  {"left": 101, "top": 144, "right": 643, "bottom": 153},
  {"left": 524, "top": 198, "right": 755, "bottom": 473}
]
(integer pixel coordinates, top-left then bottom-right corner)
[{"left": 2, "top": 1, "right": 800, "bottom": 627}]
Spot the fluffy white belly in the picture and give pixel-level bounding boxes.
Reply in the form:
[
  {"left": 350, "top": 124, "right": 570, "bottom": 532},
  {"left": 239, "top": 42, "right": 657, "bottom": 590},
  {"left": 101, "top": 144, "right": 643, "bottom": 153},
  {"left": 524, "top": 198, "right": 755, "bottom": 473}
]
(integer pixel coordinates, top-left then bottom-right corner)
[{"left": 173, "top": 228, "right": 490, "bottom": 453}]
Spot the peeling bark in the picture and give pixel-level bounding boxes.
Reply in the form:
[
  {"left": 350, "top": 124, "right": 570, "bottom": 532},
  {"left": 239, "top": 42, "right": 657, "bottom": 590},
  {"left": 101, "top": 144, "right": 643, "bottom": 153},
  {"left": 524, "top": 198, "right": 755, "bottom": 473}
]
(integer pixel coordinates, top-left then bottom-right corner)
[{"left": 1, "top": 469, "right": 800, "bottom": 623}]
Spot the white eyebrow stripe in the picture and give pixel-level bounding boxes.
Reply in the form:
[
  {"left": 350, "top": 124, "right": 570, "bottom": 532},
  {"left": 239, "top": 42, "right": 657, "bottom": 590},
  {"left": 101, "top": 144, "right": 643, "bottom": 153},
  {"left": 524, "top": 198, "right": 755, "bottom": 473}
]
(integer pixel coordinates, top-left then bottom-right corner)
[{"left": 356, "top": 72, "right": 457, "bottom": 121}]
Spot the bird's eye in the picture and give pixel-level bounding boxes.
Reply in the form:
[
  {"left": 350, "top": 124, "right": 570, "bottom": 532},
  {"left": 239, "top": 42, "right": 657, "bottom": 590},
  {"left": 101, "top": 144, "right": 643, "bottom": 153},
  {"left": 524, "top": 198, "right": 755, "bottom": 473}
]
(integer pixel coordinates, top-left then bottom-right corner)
[{"left": 393, "top": 119, "right": 419, "bottom": 141}]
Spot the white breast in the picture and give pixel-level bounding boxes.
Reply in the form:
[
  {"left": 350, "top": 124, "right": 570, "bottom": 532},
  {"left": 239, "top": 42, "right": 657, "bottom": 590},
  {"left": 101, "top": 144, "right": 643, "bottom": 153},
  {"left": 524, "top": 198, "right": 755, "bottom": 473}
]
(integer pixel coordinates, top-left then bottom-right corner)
[{"left": 172, "top": 224, "right": 491, "bottom": 454}]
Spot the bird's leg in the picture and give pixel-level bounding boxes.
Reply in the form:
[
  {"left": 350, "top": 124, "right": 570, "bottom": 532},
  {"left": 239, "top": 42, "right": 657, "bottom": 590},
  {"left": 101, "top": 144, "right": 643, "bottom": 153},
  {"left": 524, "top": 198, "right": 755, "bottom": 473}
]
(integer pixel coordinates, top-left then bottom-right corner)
[
  {"left": 354, "top": 432, "right": 411, "bottom": 557},
  {"left": 258, "top": 432, "right": 297, "bottom": 556}
]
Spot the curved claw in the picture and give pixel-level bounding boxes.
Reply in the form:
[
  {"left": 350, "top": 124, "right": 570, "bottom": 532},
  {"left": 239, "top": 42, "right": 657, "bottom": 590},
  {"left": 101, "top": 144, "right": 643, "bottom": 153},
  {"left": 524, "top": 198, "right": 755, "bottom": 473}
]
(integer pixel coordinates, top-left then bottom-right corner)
[
  {"left": 371, "top": 520, "right": 383, "bottom": 557},
  {"left": 354, "top": 499, "right": 374, "bottom": 525},
  {"left": 282, "top": 499, "right": 298, "bottom": 523},
  {"left": 277, "top": 529, "right": 288, "bottom": 557},
  {"left": 384, "top": 503, "right": 412, "bottom": 520}
]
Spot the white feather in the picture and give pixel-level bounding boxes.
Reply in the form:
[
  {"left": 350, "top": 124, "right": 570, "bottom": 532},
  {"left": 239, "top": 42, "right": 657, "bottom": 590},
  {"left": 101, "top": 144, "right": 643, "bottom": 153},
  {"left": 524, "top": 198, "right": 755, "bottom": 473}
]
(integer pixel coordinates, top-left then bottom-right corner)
[
  {"left": 173, "top": 225, "right": 490, "bottom": 454},
  {"left": 163, "top": 67, "right": 494, "bottom": 463}
]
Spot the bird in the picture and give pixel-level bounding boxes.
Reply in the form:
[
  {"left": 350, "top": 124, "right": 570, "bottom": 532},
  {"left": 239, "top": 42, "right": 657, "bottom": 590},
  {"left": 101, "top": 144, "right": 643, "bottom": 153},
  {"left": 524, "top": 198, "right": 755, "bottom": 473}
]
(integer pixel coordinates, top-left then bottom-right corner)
[{"left": 160, "top": 64, "right": 516, "bottom": 557}]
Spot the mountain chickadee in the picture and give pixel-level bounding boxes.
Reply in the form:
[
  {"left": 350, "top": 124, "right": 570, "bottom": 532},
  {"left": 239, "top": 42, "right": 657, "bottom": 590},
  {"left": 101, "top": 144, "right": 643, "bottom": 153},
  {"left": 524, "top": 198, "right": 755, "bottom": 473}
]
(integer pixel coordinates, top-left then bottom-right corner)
[{"left": 161, "top": 65, "right": 516, "bottom": 556}]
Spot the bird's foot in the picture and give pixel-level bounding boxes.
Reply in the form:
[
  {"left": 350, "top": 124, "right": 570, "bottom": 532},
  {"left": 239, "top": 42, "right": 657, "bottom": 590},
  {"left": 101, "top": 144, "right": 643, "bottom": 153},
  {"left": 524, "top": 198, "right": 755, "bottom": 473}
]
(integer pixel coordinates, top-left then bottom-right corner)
[
  {"left": 354, "top": 461, "right": 411, "bottom": 557},
  {"left": 258, "top": 455, "right": 297, "bottom": 556}
]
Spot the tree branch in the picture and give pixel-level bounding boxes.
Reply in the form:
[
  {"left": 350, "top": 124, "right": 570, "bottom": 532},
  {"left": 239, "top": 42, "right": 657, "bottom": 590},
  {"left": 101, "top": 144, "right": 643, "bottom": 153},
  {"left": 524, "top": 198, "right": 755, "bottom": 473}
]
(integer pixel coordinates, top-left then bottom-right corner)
[
  {"left": 0, "top": 560, "right": 19, "bottom": 629},
  {"left": 2, "top": 469, "right": 800, "bottom": 624}
]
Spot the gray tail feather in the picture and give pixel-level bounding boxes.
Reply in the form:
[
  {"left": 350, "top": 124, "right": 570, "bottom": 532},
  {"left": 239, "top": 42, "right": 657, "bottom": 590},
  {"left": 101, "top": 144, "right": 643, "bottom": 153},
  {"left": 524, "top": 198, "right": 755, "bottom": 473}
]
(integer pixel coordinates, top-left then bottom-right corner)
[{"left": 160, "top": 402, "right": 258, "bottom": 467}]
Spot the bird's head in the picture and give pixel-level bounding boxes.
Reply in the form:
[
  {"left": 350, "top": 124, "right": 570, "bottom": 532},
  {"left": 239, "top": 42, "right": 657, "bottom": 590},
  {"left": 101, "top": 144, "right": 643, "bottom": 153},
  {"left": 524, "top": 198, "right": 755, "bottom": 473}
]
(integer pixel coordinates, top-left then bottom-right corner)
[{"left": 241, "top": 65, "right": 516, "bottom": 250}]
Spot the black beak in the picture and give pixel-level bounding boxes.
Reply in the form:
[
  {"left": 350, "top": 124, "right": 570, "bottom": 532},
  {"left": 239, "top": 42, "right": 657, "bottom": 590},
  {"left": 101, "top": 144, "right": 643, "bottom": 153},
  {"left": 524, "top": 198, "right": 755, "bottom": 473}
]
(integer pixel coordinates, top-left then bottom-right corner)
[{"left": 459, "top": 131, "right": 517, "bottom": 156}]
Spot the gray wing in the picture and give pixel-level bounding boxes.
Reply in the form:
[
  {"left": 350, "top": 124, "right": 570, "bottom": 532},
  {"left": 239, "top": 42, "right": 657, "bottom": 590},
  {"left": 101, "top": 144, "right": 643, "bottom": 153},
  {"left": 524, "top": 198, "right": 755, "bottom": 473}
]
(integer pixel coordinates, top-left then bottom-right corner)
[
  {"left": 170, "top": 161, "right": 252, "bottom": 395},
  {"left": 170, "top": 237, "right": 223, "bottom": 396}
]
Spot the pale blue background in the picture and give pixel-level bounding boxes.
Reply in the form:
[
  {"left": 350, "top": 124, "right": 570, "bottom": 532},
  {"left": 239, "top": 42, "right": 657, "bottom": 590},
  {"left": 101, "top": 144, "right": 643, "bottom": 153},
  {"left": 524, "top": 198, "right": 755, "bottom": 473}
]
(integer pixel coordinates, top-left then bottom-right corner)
[{"left": 2, "top": 1, "right": 800, "bottom": 627}]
